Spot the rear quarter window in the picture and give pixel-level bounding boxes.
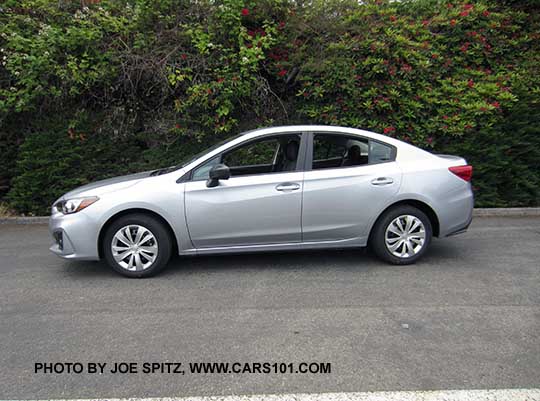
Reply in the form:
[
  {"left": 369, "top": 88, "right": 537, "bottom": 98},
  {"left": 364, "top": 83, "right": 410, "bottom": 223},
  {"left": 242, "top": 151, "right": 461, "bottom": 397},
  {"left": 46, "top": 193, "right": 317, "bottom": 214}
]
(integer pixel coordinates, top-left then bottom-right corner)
[{"left": 369, "top": 141, "right": 395, "bottom": 164}]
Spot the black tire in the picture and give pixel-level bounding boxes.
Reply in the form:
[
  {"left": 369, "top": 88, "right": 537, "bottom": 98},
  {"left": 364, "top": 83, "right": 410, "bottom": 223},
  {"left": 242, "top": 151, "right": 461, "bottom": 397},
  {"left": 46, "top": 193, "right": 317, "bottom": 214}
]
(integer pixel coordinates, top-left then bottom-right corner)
[
  {"left": 103, "top": 213, "right": 172, "bottom": 278},
  {"left": 370, "top": 205, "right": 432, "bottom": 265}
]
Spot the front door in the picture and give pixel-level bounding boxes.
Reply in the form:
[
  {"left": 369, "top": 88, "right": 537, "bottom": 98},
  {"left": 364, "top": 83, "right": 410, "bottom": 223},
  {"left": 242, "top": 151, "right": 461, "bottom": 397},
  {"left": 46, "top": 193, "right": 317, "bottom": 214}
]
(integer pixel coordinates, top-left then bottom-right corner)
[{"left": 184, "top": 133, "right": 305, "bottom": 248}]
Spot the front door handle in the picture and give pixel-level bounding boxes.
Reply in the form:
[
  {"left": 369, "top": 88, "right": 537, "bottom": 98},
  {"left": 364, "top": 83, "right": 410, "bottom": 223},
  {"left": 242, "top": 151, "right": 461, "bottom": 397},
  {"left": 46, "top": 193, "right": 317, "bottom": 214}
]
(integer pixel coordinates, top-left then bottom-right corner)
[
  {"left": 371, "top": 177, "right": 394, "bottom": 186},
  {"left": 276, "top": 182, "right": 301, "bottom": 192}
]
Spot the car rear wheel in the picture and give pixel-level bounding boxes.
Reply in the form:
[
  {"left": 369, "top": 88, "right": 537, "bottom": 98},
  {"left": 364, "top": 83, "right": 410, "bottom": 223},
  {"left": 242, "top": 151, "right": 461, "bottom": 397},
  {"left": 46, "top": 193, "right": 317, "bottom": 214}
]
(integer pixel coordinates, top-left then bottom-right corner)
[
  {"left": 103, "top": 214, "right": 172, "bottom": 278},
  {"left": 371, "top": 205, "right": 432, "bottom": 265}
]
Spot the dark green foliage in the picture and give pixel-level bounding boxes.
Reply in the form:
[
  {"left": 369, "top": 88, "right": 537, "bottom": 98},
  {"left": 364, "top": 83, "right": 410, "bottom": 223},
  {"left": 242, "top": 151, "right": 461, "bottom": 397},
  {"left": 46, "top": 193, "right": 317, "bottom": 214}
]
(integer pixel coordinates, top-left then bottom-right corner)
[
  {"left": 6, "top": 126, "right": 88, "bottom": 215},
  {"left": 438, "top": 88, "right": 540, "bottom": 207},
  {"left": 0, "top": 0, "right": 539, "bottom": 214}
]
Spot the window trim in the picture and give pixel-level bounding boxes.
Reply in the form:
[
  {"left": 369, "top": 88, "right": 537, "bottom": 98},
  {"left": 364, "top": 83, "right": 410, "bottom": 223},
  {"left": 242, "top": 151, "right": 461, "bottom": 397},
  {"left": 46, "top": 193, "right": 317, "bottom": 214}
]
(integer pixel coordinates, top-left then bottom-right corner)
[
  {"left": 304, "top": 131, "right": 397, "bottom": 172},
  {"left": 185, "top": 131, "right": 308, "bottom": 182}
]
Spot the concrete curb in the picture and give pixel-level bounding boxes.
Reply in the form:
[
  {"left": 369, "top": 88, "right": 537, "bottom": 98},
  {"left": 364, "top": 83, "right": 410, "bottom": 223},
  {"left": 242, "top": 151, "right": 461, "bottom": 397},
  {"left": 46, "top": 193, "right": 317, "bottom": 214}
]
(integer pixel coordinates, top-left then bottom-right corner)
[
  {"left": 1, "top": 208, "right": 539, "bottom": 225},
  {"left": 0, "top": 216, "right": 49, "bottom": 224},
  {"left": 472, "top": 207, "right": 540, "bottom": 217}
]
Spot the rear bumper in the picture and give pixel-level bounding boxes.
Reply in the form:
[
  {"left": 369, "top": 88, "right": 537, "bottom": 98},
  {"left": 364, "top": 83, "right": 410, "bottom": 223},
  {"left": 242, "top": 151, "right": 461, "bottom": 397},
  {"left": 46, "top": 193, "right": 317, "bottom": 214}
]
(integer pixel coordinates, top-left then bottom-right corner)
[
  {"left": 437, "top": 184, "right": 474, "bottom": 238},
  {"left": 49, "top": 210, "right": 101, "bottom": 261},
  {"left": 445, "top": 213, "right": 473, "bottom": 237}
]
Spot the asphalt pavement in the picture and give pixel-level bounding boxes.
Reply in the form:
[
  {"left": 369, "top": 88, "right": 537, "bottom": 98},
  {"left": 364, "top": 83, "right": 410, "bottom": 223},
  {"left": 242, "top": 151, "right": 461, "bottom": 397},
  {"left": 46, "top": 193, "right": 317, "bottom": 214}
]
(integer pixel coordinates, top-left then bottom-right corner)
[{"left": 0, "top": 217, "right": 539, "bottom": 399}]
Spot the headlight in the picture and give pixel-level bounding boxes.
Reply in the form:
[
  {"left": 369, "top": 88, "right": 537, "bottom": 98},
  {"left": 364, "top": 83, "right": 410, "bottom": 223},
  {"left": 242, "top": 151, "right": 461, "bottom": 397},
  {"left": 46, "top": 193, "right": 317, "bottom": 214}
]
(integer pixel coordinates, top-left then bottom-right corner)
[{"left": 55, "top": 196, "right": 99, "bottom": 215}]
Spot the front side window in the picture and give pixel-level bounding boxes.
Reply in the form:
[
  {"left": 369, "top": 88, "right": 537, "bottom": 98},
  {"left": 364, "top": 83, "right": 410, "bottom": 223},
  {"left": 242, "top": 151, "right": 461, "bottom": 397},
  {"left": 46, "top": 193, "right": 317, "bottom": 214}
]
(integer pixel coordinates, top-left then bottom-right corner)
[
  {"left": 222, "top": 138, "right": 278, "bottom": 168},
  {"left": 311, "top": 133, "right": 394, "bottom": 170},
  {"left": 191, "top": 134, "right": 301, "bottom": 180},
  {"left": 191, "top": 156, "right": 220, "bottom": 181}
]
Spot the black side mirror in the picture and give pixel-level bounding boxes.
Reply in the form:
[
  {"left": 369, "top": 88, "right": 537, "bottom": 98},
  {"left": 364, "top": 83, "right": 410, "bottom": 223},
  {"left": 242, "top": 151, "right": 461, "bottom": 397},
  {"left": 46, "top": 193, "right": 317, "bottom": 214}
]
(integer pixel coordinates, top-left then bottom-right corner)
[{"left": 206, "top": 164, "right": 230, "bottom": 188}]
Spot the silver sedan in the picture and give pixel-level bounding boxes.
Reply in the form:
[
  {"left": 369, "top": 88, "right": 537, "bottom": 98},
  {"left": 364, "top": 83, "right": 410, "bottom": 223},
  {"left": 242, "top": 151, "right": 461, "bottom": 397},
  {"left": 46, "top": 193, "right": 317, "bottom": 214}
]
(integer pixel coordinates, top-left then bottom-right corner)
[{"left": 49, "top": 125, "right": 474, "bottom": 277}]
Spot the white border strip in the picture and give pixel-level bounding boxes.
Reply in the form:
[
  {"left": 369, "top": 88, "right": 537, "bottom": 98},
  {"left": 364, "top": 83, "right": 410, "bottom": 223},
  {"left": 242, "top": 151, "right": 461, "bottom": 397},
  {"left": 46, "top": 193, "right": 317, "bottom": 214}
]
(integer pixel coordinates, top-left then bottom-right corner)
[{"left": 15, "top": 389, "right": 540, "bottom": 401}]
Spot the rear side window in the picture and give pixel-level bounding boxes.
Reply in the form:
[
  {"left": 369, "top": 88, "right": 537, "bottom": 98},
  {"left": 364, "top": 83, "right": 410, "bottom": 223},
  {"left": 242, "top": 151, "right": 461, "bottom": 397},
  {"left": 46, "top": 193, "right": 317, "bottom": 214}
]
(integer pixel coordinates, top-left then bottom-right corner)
[
  {"left": 311, "top": 133, "right": 395, "bottom": 170},
  {"left": 312, "top": 134, "right": 368, "bottom": 170}
]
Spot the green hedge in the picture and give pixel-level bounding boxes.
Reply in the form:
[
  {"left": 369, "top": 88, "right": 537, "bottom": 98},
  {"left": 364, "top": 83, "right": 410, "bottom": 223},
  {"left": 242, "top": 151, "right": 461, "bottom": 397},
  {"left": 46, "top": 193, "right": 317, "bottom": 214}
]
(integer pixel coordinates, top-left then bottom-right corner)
[{"left": 0, "top": 0, "right": 539, "bottom": 214}]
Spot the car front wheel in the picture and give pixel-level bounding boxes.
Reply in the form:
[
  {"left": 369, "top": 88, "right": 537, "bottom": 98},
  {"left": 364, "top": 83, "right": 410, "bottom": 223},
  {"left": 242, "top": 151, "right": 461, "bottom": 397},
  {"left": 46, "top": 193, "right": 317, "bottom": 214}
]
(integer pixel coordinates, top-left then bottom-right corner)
[
  {"left": 371, "top": 205, "right": 432, "bottom": 265},
  {"left": 103, "top": 214, "right": 172, "bottom": 278}
]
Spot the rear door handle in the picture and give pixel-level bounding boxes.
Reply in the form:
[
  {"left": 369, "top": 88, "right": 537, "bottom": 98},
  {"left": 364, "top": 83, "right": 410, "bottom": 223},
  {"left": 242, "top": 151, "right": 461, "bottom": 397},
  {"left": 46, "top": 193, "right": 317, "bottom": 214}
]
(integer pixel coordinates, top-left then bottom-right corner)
[
  {"left": 371, "top": 177, "right": 394, "bottom": 186},
  {"left": 276, "top": 182, "right": 301, "bottom": 192}
]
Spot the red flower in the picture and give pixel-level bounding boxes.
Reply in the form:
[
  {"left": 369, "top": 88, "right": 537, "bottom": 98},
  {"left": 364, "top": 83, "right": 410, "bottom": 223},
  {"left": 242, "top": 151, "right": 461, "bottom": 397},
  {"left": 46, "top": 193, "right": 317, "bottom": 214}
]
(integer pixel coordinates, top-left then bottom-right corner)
[
  {"left": 390, "top": 15, "right": 397, "bottom": 22},
  {"left": 463, "top": 4, "right": 474, "bottom": 10},
  {"left": 206, "top": 88, "right": 212, "bottom": 95},
  {"left": 278, "top": 21, "right": 285, "bottom": 29},
  {"left": 422, "top": 20, "right": 429, "bottom": 26},
  {"left": 442, "top": 115, "right": 449, "bottom": 120},
  {"left": 491, "top": 101, "right": 500, "bottom": 108},
  {"left": 468, "top": 79, "right": 474, "bottom": 88},
  {"left": 175, "top": 124, "right": 181, "bottom": 129},
  {"left": 181, "top": 54, "right": 188, "bottom": 60},
  {"left": 217, "top": 77, "right": 224, "bottom": 83},
  {"left": 460, "top": 10, "right": 469, "bottom": 17},
  {"left": 431, "top": 53, "right": 439, "bottom": 59},
  {"left": 483, "top": 10, "right": 490, "bottom": 17},
  {"left": 450, "top": 19, "right": 457, "bottom": 26},
  {"left": 427, "top": 137, "right": 433, "bottom": 144},
  {"left": 465, "top": 124, "right": 473, "bottom": 129},
  {"left": 383, "top": 126, "right": 396, "bottom": 134},
  {"left": 278, "top": 69, "right": 287, "bottom": 77},
  {"left": 460, "top": 42, "right": 470, "bottom": 52},
  {"left": 241, "top": 8, "right": 249, "bottom": 16}
]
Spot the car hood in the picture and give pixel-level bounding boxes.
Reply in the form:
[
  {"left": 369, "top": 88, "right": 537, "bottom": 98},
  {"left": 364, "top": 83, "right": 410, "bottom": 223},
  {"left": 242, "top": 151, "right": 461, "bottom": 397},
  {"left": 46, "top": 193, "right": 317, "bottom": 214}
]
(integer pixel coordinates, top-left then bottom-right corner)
[{"left": 61, "top": 171, "right": 153, "bottom": 200}]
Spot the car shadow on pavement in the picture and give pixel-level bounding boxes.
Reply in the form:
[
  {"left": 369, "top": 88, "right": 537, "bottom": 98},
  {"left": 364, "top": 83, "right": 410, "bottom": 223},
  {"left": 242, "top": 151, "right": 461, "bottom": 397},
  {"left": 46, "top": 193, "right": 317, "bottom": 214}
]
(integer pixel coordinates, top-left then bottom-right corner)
[{"left": 60, "top": 238, "right": 461, "bottom": 279}]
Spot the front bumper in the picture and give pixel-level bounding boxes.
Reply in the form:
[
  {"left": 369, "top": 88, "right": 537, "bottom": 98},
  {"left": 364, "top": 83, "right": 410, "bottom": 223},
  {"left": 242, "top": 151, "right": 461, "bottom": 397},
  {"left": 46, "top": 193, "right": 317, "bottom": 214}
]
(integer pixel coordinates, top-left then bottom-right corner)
[{"left": 49, "top": 209, "right": 101, "bottom": 261}]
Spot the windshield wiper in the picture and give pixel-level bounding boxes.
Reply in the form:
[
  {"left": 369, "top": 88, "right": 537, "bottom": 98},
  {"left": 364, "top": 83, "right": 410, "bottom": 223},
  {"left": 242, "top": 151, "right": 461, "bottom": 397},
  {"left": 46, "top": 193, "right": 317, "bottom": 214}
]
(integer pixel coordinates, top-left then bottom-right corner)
[{"left": 150, "top": 166, "right": 177, "bottom": 176}]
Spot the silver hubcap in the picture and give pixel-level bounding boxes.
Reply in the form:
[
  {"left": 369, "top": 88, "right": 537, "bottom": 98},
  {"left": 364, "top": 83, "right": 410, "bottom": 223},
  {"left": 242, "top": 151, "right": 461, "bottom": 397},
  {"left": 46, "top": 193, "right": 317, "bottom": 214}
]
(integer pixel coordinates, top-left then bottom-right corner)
[
  {"left": 111, "top": 225, "right": 158, "bottom": 271},
  {"left": 385, "top": 215, "right": 426, "bottom": 258}
]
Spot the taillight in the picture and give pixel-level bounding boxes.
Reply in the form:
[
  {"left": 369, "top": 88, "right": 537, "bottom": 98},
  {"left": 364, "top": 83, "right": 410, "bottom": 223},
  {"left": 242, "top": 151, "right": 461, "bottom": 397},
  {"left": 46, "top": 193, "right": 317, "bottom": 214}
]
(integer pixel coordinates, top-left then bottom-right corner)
[{"left": 449, "top": 165, "right": 473, "bottom": 182}]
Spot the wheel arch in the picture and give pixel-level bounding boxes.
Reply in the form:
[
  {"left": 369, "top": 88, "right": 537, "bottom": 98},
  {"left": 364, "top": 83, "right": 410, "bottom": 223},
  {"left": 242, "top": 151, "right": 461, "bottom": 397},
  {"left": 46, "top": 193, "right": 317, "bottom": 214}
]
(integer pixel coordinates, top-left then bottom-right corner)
[
  {"left": 97, "top": 208, "right": 179, "bottom": 259},
  {"left": 368, "top": 199, "right": 440, "bottom": 243}
]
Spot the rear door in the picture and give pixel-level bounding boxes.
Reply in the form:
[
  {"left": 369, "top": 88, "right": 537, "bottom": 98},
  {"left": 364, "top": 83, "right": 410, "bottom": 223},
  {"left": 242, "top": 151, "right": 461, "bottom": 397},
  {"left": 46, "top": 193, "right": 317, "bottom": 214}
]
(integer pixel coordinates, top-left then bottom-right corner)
[{"left": 301, "top": 132, "right": 402, "bottom": 243}]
